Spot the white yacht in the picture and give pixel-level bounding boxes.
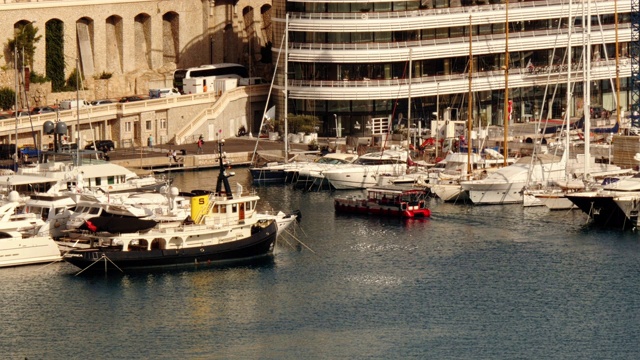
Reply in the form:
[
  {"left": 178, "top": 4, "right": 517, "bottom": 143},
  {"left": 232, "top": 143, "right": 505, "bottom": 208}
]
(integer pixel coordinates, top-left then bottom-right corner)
[
  {"left": 321, "top": 148, "right": 409, "bottom": 190},
  {"left": 0, "top": 193, "right": 62, "bottom": 268},
  {"left": 461, "top": 153, "right": 567, "bottom": 205}
]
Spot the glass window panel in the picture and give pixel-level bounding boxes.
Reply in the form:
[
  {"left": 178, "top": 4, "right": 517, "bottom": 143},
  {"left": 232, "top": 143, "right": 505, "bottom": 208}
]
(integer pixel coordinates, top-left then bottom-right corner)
[
  {"left": 435, "top": 27, "right": 449, "bottom": 39},
  {"left": 376, "top": 32, "right": 391, "bottom": 42},
  {"left": 353, "top": 32, "right": 373, "bottom": 43},
  {"left": 394, "top": 2, "right": 407, "bottom": 11},
  {"left": 450, "top": 26, "right": 463, "bottom": 38},
  {"left": 375, "top": 100, "right": 391, "bottom": 112},
  {"left": 374, "top": 2, "right": 392, "bottom": 11},
  {"left": 478, "top": 24, "right": 491, "bottom": 35},
  {"left": 328, "top": 100, "right": 350, "bottom": 112},
  {"left": 352, "top": 100, "right": 373, "bottom": 112}
]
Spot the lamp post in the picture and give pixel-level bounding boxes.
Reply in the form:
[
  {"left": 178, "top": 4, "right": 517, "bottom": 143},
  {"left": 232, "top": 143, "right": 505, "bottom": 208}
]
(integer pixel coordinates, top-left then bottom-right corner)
[
  {"left": 76, "top": 57, "right": 80, "bottom": 165},
  {"left": 14, "top": 36, "right": 18, "bottom": 168}
]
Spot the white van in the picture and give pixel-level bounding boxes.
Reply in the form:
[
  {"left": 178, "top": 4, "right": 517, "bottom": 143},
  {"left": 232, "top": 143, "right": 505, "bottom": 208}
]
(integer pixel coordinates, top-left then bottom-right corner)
[
  {"left": 149, "top": 88, "right": 180, "bottom": 98},
  {"left": 59, "top": 99, "right": 91, "bottom": 110}
]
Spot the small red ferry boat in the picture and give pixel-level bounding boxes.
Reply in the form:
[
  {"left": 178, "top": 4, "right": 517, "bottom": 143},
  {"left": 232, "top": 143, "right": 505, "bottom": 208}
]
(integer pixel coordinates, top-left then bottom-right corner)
[{"left": 334, "top": 186, "right": 431, "bottom": 218}]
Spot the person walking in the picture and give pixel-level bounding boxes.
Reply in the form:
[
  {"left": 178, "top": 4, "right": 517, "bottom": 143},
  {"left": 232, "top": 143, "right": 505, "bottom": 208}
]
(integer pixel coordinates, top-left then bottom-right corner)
[{"left": 197, "top": 135, "right": 204, "bottom": 154}]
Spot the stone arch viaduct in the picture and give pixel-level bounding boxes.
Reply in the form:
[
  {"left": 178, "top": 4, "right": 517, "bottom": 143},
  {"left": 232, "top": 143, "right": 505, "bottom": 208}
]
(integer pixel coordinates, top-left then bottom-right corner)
[{"left": 0, "top": 0, "right": 273, "bottom": 149}]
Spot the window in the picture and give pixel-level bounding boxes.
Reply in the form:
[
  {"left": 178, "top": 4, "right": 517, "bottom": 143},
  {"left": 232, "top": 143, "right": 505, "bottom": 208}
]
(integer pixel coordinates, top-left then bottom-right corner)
[
  {"left": 125, "top": 121, "right": 132, "bottom": 132},
  {"left": 146, "top": 120, "right": 152, "bottom": 130},
  {"left": 160, "top": 119, "right": 167, "bottom": 130}
]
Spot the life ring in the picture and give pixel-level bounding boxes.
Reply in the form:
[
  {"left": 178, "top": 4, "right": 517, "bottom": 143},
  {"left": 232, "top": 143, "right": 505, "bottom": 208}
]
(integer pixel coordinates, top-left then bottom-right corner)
[
  {"left": 361, "top": 13, "right": 368, "bottom": 20},
  {"left": 108, "top": 186, "right": 113, "bottom": 190}
]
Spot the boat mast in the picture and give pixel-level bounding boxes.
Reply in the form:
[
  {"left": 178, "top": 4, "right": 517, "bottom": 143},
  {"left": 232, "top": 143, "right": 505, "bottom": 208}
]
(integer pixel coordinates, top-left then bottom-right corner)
[
  {"left": 284, "top": 14, "right": 289, "bottom": 163},
  {"left": 584, "top": 0, "right": 591, "bottom": 179},
  {"left": 615, "top": 0, "right": 621, "bottom": 133},
  {"left": 251, "top": 33, "right": 286, "bottom": 165},
  {"left": 409, "top": 48, "right": 413, "bottom": 147},
  {"left": 467, "top": 15, "right": 473, "bottom": 176},
  {"left": 565, "top": 0, "right": 572, "bottom": 167},
  {"left": 503, "top": 0, "right": 509, "bottom": 167},
  {"left": 215, "top": 140, "right": 233, "bottom": 199}
]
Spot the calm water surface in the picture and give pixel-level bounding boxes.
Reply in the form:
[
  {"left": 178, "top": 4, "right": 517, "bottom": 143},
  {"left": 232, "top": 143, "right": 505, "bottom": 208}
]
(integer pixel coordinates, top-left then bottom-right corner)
[{"left": 2, "top": 168, "right": 640, "bottom": 359}]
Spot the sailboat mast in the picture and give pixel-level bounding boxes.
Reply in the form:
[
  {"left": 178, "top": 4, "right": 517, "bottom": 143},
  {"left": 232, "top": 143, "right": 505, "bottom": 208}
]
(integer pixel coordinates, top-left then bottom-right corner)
[
  {"left": 408, "top": 48, "right": 412, "bottom": 141},
  {"left": 250, "top": 33, "right": 286, "bottom": 165},
  {"left": 584, "top": 0, "right": 591, "bottom": 179},
  {"left": 565, "top": 0, "right": 572, "bottom": 165},
  {"left": 615, "top": 0, "right": 621, "bottom": 133},
  {"left": 467, "top": 15, "right": 473, "bottom": 176},
  {"left": 284, "top": 14, "right": 289, "bottom": 163},
  {"left": 503, "top": 0, "right": 509, "bottom": 167}
]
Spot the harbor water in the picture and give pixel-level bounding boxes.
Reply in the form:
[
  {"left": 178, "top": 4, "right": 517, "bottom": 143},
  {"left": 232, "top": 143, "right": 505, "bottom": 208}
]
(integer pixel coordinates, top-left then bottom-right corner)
[{"left": 2, "top": 168, "right": 640, "bottom": 359}]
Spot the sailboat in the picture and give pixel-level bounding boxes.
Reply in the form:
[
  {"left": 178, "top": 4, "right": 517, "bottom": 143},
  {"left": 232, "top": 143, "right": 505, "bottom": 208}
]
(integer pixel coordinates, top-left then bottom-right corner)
[
  {"left": 249, "top": 23, "right": 297, "bottom": 184},
  {"left": 532, "top": 0, "right": 626, "bottom": 210},
  {"left": 431, "top": 17, "right": 475, "bottom": 203}
]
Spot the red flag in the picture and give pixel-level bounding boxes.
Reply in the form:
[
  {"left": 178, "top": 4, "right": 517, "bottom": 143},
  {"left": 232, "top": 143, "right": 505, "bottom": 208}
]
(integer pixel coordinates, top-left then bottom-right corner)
[{"left": 86, "top": 220, "right": 97, "bottom": 232}]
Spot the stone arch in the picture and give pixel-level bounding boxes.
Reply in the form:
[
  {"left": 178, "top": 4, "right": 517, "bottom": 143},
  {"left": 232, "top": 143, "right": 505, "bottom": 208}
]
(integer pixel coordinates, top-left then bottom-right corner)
[
  {"left": 243, "top": 6, "right": 255, "bottom": 70},
  {"left": 223, "top": 23, "right": 237, "bottom": 63},
  {"left": 45, "top": 19, "right": 65, "bottom": 92},
  {"left": 162, "top": 11, "right": 179, "bottom": 65},
  {"left": 134, "top": 13, "right": 152, "bottom": 70},
  {"left": 76, "top": 17, "right": 95, "bottom": 77},
  {"left": 105, "top": 15, "right": 123, "bottom": 74},
  {"left": 260, "top": 4, "right": 272, "bottom": 44}
]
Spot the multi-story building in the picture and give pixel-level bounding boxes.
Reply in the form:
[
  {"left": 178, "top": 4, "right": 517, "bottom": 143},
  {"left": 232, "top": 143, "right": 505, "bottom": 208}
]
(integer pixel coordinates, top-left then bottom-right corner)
[{"left": 271, "top": 0, "right": 632, "bottom": 138}]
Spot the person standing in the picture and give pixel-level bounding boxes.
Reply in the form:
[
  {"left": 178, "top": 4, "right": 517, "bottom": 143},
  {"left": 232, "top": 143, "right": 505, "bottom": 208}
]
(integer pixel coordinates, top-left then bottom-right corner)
[
  {"left": 148, "top": 135, "right": 153, "bottom": 148},
  {"left": 197, "top": 135, "right": 204, "bottom": 154}
]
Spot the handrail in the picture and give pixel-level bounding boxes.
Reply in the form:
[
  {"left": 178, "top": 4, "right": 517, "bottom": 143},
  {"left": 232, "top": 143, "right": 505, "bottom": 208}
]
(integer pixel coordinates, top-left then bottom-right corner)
[
  {"left": 285, "top": 0, "right": 620, "bottom": 21},
  {"left": 172, "top": 85, "right": 269, "bottom": 144}
]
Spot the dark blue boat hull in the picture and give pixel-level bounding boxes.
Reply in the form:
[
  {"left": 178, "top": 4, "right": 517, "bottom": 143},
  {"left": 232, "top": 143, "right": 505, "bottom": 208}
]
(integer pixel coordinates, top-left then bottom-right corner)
[{"left": 64, "top": 221, "right": 278, "bottom": 272}]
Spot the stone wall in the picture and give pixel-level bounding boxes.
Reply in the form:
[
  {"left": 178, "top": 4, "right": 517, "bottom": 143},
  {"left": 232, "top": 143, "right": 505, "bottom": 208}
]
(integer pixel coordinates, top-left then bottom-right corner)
[{"left": 0, "top": 0, "right": 273, "bottom": 105}]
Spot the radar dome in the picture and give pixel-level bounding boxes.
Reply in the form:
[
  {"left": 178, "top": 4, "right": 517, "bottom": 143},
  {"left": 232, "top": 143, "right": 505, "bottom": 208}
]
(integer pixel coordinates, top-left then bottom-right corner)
[{"left": 43, "top": 121, "right": 55, "bottom": 134}]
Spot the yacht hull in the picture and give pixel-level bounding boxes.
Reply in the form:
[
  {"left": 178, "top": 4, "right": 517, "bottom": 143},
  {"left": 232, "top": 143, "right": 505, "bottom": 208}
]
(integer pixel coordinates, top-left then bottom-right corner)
[
  {"left": 0, "top": 235, "right": 61, "bottom": 268},
  {"left": 63, "top": 221, "right": 278, "bottom": 272}
]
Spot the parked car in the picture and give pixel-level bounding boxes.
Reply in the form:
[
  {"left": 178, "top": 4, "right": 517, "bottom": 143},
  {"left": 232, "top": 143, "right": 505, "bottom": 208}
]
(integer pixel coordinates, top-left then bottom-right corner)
[
  {"left": 31, "top": 106, "right": 55, "bottom": 114},
  {"left": 13, "top": 110, "right": 30, "bottom": 117},
  {"left": 91, "top": 99, "right": 113, "bottom": 106},
  {"left": 60, "top": 143, "right": 78, "bottom": 151},
  {"left": 85, "top": 140, "right": 115, "bottom": 151},
  {"left": 149, "top": 88, "right": 180, "bottom": 98},
  {"left": 59, "top": 100, "right": 91, "bottom": 110},
  {"left": 118, "top": 95, "right": 144, "bottom": 103},
  {"left": 19, "top": 145, "right": 41, "bottom": 158}
]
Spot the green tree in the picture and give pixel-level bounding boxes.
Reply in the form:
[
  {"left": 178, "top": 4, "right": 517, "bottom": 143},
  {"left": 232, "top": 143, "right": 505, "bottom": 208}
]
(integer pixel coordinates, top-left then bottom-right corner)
[
  {"left": 7, "top": 22, "right": 41, "bottom": 69},
  {"left": 0, "top": 87, "right": 16, "bottom": 111}
]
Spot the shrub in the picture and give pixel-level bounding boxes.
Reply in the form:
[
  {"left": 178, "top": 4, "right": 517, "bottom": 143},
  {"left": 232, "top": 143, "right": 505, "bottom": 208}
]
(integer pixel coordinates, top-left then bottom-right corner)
[
  {"left": 30, "top": 71, "right": 49, "bottom": 84},
  {"left": 95, "top": 71, "right": 112, "bottom": 80},
  {"left": 65, "top": 67, "right": 85, "bottom": 90},
  {"left": 0, "top": 87, "right": 16, "bottom": 110}
]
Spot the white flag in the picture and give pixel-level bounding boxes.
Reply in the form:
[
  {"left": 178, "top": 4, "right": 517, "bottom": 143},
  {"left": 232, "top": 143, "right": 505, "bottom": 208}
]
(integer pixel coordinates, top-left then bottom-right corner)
[{"left": 264, "top": 106, "right": 276, "bottom": 120}]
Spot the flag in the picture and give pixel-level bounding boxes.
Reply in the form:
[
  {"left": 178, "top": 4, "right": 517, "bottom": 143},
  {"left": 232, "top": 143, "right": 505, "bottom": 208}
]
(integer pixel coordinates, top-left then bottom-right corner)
[{"left": 265, "top": 106, "right": 276, "bottom": 120}]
